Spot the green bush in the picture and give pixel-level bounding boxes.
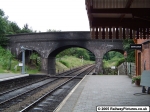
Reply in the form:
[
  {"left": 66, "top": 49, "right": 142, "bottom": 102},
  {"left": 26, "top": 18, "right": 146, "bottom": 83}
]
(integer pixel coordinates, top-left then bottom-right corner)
[
  {"left": 116, "top": 58, "right": 125, "bottom": 67},
  {"left": 56, "top": 47, "right": 91, "bottom": 61},
  {"left": 0, "top": 46, "right": 14, "bottom": 70},
  {"left": 59, "top": 60, "right": 70, "bottom": 67}
]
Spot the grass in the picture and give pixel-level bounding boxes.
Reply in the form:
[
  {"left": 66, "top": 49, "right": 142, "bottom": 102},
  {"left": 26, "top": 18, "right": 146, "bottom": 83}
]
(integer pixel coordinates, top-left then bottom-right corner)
[
  {"left": 0, "top": 65, "right": 6, "bottom": 73},
  {"left": 58, "top": 56, "right": 94, "bottom": 67},
  {"left": 56, "top": 56, "right": 94, "bottom": 73},
  {"left": 56, "top": 61, "right": 69, "bottom": 73},
  {"left": 0, "top": 54, "right": 124, "bottom": 75},
  {"left": 0, "top": 46, "right": 95, "bottom": 74},
  {"left": 103, "top": 58, "right": 124, "bottom": 68},
  {"left": 0, "top": 58, "right": 40, "bottom": 74},
  {"left": 26, "top": 69, "right": 39, "bottom": 74},
  {"left": 0, "top": 55, "right": 94, "bottom": 74}
]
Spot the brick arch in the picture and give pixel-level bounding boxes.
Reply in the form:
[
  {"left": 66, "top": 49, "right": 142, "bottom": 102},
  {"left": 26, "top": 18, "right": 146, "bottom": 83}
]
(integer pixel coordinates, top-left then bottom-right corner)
[
  {"left": 47, "top": 45, "right": 96, "bottom": 74},
  {"left": 17, "top": 49, "right": 41, "bottom": 65},
  {"left": 49, "top": 45, "right": 95, "bottom": 57},
  {"left": 14, "top": 45, "right": 42, "bottom": 59}
]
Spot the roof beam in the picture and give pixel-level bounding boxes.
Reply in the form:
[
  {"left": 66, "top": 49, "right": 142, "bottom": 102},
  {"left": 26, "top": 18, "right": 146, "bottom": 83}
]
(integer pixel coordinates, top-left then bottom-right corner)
[
  {"left": 125, "top": 0, "right": 134, "bottom": 8},
  {"left": 92, "top": 18, "right": 150, "bottom": 28},
  {"left": 133, "top": 15, "right": 150, "bottom": 21},
  {"left": 89, "top": 8, "right": 150, "bottom": 16},
  {"left": 120, "top": 0, "right": 134, "bottom": 21}
]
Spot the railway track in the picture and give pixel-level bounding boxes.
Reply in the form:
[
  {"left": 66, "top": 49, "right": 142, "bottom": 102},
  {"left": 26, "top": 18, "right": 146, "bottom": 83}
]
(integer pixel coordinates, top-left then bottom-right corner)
[
  {"left": 20, "top": 65, "right": 94, "bottom": 112},
  {"left": 0, "top": 75, "right": 49, "bottom": 94},
  {"left": 0, "top": 65, "right": 89, "bottom": 96},
  {"left": 0, "top": 64, "right": 94, "bottom": 112}
]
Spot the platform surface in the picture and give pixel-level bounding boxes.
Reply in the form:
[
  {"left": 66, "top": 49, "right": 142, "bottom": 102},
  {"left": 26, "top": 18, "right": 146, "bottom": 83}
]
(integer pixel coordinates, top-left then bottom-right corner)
[
  {"left": 55, "top": 75, "right": 150, "bottom": 112},
  {"left": 0, "top": 73, "right": 29, "bottom": 82}
]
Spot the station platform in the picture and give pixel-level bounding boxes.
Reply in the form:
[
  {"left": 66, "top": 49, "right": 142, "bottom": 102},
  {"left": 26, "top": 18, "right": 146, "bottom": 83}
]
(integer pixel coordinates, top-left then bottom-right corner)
[
  {"left": 0, "top": 73, "right": 29, "bottom": 82},
  {"left": 55, "top": 75, "right": 150, "bottom": 112}
]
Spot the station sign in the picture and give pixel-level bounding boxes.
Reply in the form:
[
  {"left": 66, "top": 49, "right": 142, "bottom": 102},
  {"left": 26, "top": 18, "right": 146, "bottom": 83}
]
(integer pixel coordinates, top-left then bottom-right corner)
[
  {"left": 130, "top": 44, "right": 142, "bottom": 50},
  {"left": 19, "top": 63, "right": 23, "bottom": 66}
]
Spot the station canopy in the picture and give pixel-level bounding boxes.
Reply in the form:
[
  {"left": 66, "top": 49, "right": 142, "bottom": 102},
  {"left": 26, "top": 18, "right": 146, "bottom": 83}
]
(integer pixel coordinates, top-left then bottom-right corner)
[{"left": 85, "top": 0, "right": 150, "bottom": 39}]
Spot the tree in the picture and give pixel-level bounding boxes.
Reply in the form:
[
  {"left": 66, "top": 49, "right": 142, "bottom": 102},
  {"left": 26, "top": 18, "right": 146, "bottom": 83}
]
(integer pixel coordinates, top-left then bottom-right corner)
[
  {"left": 9, "top": 22, "right": 21, "bottom": 34},
  {"left": 0, "top": 16, "right": 6, "bottom": 35},
  {"left": 47, "top": 29, "right": 61, "bottom": 32},
  {"left": 123, "top": 39, "right": 135, "bottom": 62},
  {"left": 0, "top": 9, "right": 5, "bottom": 16},
  {"left": 20, "top": 24, "right": 33, "bottom": 33},
  {"left": 0, "top": 36, "right": 9, "bottom": 47},
  {"left": 0, "top": 16, "right": 9, "bottom": 47},
  {"left": 56, "top": 47, "right": 92, "bottom": 60},
  {"left": 88, "top": 51, "right": 95, "bottom": 61}
]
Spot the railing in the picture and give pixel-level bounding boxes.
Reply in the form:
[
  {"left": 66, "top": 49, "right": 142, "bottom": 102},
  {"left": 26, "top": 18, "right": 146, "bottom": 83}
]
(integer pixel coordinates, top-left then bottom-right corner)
[{"left": 118, "top": 62, "right": 135, "bottom": 76}]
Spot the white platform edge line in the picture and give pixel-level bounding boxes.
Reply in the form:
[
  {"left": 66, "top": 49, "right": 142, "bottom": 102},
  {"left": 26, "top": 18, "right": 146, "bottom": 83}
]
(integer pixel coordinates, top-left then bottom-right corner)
[
  {"left": 53, "top": 75, "right": 87, "bottom": 112},
  {"left": 0, "top": 74, "right": 29, "bottom": 81}
]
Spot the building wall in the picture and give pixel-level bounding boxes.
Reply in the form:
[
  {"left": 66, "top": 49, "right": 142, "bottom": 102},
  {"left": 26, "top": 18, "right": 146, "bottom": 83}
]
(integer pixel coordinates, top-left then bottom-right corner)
[{"left": 136, "top": 39, "right": 150, "bottom": 75}]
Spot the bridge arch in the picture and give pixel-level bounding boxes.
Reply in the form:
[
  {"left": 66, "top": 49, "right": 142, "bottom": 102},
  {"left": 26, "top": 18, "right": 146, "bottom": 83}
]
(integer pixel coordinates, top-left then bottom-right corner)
[
  {"left": 47, "top": 45, "right": 95, "bottom": 74},
  {"left": 17, "top": 50, "right": 41, "bottom": 71},
  {"left": 102, "top": 49, "right": 124, "bottom": 74}
]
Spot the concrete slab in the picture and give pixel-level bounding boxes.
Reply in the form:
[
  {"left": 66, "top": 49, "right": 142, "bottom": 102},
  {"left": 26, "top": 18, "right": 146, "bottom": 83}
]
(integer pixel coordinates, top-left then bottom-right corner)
[
  {"left": 0, "top": 73, "right": 29, "bottom": 82},
  {"left": 55, "top": 75, "right": 150, "bottom": 112}
]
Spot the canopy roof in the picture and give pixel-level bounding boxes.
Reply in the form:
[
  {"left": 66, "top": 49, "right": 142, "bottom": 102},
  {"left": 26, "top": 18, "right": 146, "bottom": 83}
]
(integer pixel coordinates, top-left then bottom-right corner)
[{"left": 85, "top": 0, "right": 150, "bottom": 39}]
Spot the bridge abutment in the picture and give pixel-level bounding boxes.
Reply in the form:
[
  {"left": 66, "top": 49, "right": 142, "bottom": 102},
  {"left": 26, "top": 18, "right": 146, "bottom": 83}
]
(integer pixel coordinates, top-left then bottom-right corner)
[
  {"left": 41, "top": 58, "right": 48, "bottom": 74},
  {"left": 95, "top": 57, "right": 103, "bottom": 75},
  {"left": 48, "top": 57, "right": 56, "bottom": 75},
  {"left": 41, "top": 57, "right": 56, "bottom": 75}
]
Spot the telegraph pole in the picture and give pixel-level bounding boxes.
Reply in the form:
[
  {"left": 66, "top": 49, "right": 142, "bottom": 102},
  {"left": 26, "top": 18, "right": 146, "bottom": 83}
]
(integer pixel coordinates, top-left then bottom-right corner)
[{"left": 21, "top": 46, "right": 26, "bottom": 74}]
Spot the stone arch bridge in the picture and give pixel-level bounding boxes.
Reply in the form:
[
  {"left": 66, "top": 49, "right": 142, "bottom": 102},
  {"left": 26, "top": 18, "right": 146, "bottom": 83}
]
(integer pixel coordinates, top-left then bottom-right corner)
[{"left": 7, "top": 31, "right": 124, "bottom": 75}]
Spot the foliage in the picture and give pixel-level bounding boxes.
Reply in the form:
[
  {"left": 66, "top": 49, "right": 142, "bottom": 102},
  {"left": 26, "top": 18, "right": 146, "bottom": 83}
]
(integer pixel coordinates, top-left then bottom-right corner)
[
  {"left": 56, "top": 61, "right": 68, "bottom": 73},
  {"left": 0, "top": 14, "right": 9, "bottom": 47},
  {"left": 9, "top": 22, "right": 21, "bottom": 34},
  {"left": 0, "top": 9, "right": 35, "bottom": 35},
  {"left": 115, "top": 58, "right": 125, "bottom": 66},
  {"left": 123, "top": 39, "right": 135, "bottom": 62},
  {"left": 59, "top": 60, "right": 70, "bottom": 67},
  {"left": 103, "top": 39, "right": 135, "bottom": 71},
  {"left": 20, "top": 24, "right": 33, "bottom": 33},
  {"left": 47, "top": 29, "right": 61, "bottom": 32},
  {"left": 56, "top": 47, "right": 93, "bottom": 61},
  {"left": 56, "top": 56, "right": 94, "bottom": 73},
  {"left": 29, "top": 52, "right": 41, "bottom": 70},
  {"left": 132, "top": 75, "right": 141, "bottom": 84},
  {"left": 0, "top": 46, "right": 41, "bottom": 73},
  {"left": 0, "top": 36, "right": 9, "bottom": 47},
  {"left": 0, "top": 46, "right": 14, "bottom": 70},
  {"left": 0, "top": 16, "right": 6, "bottom": 35},
  {"left": 30, "top": 53, "right": 39, "bottom": 60},
  {"left": 103, "top": 58, "right": 123, "bottom": 68},
  {"left": 103, "top": 51, "right": 123, "bottom": 61},
  {"left": 88, "top": 51, "right": 95, "bottom": 61},
  {"left": 0, "top": 8, "right": 36, "bottom": 47},
  {"left": 0, "top": 9, "right": 5, "bottom": 16}
]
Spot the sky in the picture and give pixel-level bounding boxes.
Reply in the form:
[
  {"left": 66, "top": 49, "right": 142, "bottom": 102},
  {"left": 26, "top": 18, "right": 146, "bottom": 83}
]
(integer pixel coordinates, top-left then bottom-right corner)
[{"left": 0, "top": 0, "right": 90, "bottom": 32}]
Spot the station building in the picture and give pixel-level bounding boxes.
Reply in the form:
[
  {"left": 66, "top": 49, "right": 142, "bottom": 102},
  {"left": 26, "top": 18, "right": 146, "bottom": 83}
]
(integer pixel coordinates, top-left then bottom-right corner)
[
  {"left": 85, "top": 0, "right": 150, "bottom": 76},
  {"left": 134, "top": 39, "right": 150, "bottom": 75}
]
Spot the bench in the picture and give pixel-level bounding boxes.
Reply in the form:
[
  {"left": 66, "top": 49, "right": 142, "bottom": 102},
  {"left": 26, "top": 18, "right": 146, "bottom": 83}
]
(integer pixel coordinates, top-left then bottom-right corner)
[{"left": 140, "top": 70, "right": 150, "bottom": 94}]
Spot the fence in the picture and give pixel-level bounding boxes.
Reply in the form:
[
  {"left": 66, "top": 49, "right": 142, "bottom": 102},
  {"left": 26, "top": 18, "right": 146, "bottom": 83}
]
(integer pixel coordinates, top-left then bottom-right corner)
[{"left": 118, "top": 62, "right": 136, "bottom": 77}]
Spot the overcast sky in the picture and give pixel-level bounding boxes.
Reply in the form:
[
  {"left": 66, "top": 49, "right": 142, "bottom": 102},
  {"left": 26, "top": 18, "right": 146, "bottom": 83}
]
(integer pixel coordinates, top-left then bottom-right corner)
[{"left": 0, "top": 0, "right": 90, "bottom": 32}]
